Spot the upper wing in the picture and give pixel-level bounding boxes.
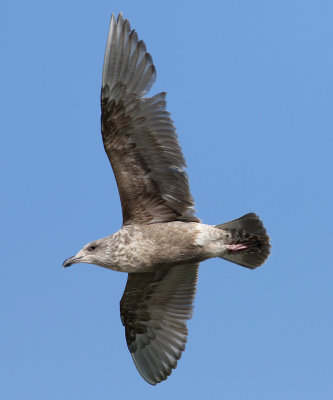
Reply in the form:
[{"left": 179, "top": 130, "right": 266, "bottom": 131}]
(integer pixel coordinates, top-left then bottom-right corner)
[
  {"left": 101, "top": 13, "right": 200, "bottom": 225},
  {"left": 120, "top": 264, "right": 199, "bottom": 385}
]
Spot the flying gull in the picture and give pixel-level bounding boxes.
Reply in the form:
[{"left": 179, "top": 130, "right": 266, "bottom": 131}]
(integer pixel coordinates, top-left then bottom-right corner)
[{"left": 63, "top": 13, "right": 271, "bottom": 385}]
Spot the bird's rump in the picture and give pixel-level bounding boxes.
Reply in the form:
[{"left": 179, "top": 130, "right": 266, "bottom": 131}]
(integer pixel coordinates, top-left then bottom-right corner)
[{"left": 101, "top": 13, "right": 200, "bottom": 226}]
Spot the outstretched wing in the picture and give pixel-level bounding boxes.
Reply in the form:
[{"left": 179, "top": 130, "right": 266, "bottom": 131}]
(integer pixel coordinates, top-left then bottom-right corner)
[
  {"left": 101, "top": 13, "right": 200, "bottom": 225},
  {"left": 120, "top": 264, "right": 199, "bottom": 385}
]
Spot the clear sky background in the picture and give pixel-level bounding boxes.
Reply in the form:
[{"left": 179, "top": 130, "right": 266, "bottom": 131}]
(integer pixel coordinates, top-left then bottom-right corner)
[{"left": 1, "top": 0, "right": 332, "bottom": 399}]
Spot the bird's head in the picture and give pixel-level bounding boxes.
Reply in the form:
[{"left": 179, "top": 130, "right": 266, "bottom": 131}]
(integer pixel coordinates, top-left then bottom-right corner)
[{"left": 63, "top": 237, "right": 111, "bottom": 269}]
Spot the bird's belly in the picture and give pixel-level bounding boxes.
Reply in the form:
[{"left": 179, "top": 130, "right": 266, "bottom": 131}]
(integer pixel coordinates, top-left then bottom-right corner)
[
  {"left": 109, "top": 241, "right": 203, "bottom": 273},
  {"left": 107, "top": 222, "right": 208, "bottom": 273}
]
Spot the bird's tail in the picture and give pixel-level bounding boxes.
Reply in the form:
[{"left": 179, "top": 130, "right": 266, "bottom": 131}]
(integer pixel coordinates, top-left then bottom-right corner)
[{"left": 216, "top": 213, "right": 270, "bottom": 269}]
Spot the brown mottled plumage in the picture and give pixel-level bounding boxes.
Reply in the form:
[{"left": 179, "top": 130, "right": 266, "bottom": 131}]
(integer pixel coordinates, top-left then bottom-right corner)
[{"left": 63, "top": 13, "right": 271, "bottom": 385}]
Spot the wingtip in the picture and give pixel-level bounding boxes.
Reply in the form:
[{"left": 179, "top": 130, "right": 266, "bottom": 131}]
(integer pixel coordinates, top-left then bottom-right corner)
[{"left": 102, "top": 12, "right": 157, "bottom": 98}]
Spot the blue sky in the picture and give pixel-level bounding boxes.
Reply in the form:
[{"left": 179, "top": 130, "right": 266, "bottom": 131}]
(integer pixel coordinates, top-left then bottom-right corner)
[{"left": 1, "top": 0, "right": 332, "bottom": 398}]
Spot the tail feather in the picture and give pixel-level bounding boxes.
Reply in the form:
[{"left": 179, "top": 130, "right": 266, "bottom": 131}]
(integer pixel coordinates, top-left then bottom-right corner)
[{"left": 216, "top": 213, "right": 270, "bottom": 269}]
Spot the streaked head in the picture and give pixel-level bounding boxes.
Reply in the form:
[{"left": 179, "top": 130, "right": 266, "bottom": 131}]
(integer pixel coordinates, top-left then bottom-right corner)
[{"left": 63, "top": 237, "right": 111, "bottom": 268}]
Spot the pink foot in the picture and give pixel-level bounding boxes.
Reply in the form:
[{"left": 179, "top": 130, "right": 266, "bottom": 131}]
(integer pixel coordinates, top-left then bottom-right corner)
[{"left": 227, "top": 243, "right": 249, "bottom": 251}]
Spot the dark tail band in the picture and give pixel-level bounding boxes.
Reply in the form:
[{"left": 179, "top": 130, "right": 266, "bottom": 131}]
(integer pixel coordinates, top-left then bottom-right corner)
[{"left": 216, "top": 213, "right": 271, "bottom": 269}]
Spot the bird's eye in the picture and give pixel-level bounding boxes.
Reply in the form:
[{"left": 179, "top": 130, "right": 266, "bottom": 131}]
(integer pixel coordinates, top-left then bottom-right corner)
[{"left": 88, "top": 245, "right": 97, "bottom": 251}]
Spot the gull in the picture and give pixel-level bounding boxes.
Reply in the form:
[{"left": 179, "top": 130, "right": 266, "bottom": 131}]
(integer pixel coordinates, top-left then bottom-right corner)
[{"left": 63, "top": 13, "right": 271, "bottom": 385}]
